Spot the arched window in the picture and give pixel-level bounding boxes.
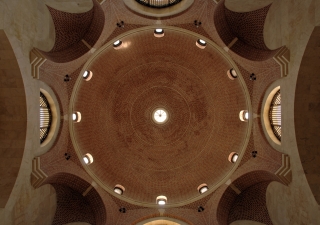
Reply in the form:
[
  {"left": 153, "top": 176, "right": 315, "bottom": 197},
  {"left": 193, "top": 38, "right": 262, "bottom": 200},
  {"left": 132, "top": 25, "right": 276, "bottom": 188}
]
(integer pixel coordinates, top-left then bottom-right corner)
[
  {"left": 269, "top": 90, "right": 281, "bottom": 141},
  {"left": 40, "top": 92, "right": 52, "bottom": 144},
  {"left": 135, "top": 0, "right": 183, "bottom": 8}
]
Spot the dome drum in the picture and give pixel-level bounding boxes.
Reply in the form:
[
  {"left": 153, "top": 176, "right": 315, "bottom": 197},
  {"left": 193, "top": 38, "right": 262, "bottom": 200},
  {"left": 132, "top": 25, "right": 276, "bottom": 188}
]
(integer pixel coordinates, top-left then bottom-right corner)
[{"left": 70, "top": 27, "right": 251, "bottom": 207}]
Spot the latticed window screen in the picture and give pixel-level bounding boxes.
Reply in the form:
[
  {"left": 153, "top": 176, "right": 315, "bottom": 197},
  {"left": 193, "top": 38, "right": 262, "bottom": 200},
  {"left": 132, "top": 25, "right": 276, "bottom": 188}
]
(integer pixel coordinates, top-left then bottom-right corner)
[
  {"left": 269, "top": 90, "right": 281, "bottom": 141},
  {"left": 135, "top": 0, "right": 183, "bottom": 8},
  {"left": 40, "top": 92, "right": 52, "bottom": 144}
]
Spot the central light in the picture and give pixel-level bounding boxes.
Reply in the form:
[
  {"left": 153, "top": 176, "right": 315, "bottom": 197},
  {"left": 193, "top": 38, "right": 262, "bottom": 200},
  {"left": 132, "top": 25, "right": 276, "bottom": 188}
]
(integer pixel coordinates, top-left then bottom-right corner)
[{"left": 153, "top": 108, "right": 168, "bottom": 124}]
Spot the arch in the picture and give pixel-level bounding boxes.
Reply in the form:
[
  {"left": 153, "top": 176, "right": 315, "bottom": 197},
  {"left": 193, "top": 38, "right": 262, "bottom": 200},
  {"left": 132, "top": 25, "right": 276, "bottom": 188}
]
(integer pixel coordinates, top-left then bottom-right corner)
[
  {"left": 38, "top": 81, "right": 61, "bottom": 156},
  {"left": 295, "top": 26, "right": 320, "bottom": 205},
  {"left": 0, "top": 30, "right": 27, "bottom": 208},
  {"left": 214, "top": 0, "right": 279, "bottom": 61},
  {"left": 63, "top": 223, "right": 91, "bottom": 225},
  {"left": 33, "top": 0, "right": 94, "bottom": 52},
  {"left": 42, "top": 173, "right": 106, "bottom": 225},
  {"left": 230, "top": 220, "right": 266, "bottom": 225},
  {"left": 217, "top": 170, "right": 283, "bottom": 225},
  {"left": 135, "top": 216, "right": 190, "bottom": 225},
  {"left": 228, "top": 182, "right": 272, "bottom": 225},
  {"left": 264, "top": 0, "right": 284, "bottom": 50},
  {"left": 39, "top": 0, "right": 104, "bottom": 63},
  {"left": 225, "top": 0, "right": 273, "bottom": 13},
  {"left": 123, "top": 0, "right": 194, "bottom": 18}
]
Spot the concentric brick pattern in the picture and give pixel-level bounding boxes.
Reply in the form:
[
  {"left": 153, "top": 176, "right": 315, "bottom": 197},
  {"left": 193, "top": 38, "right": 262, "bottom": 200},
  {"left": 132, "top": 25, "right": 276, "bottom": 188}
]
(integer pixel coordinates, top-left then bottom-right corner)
[
  {"left": 228, "top": 182, "right": 273, "bottom": 225},
  {"left": 130, "top": 86, "right": 191, "bottom": 147},
  {"left": 73, "top": 29, "right": 249, "bottom": 204}
]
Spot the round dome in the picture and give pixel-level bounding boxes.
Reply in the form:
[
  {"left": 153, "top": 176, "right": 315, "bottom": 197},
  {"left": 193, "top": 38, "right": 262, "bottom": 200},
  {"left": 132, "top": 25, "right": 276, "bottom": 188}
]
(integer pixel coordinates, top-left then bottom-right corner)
[{"left": 70, "top": 27, "right": 250, "bottom": 206}]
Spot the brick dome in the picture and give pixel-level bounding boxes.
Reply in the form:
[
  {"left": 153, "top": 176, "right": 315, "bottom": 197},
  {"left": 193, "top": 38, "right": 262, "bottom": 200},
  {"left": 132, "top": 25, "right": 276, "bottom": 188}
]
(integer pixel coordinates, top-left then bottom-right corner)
[{"left": 71, "top": 27, "right": 250, "bottom": 206}]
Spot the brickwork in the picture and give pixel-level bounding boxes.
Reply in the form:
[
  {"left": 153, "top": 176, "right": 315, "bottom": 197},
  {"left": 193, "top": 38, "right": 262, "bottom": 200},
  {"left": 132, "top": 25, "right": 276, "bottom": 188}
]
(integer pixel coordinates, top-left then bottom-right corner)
[
  {"left": 40, "top": 0, "right": 104, "bottom": 63},
  {"left": 228, "top": 182, "right": 273, "bottom": 225},
  {"left": 232, "top": 170, "right": 281, "bottom": 192},
  {"left": 214, "top": 0, "right": 235, "bottom": 46},
  {"left": 224, "top": 5, "right": 271, "bottom": 50},
  {"left": 178, "top": 192, "right": 214, "bottom": 210},
  {"left": 216, "top": 170, "right": 281, "bottom": 225},
  {"left": 235, "top": 62, "right": 282, "bottom": 168},
  {"left": 72, "top": 29, "right": 249, "bottom": 204},
  {"left": 43, "top": 173, "right": 107, "bottom": 225},
  {"left": 52, "top": 184, "right": 96, "bottom": 225},
  {"left": 214, "top": 0, "right": 279, "bottom": 61},
  {"left": 113, "top": 208, "right": 160, "bottom": 225},
  {"left": 216, "top": 186, "right": 238, "bottom": 225},
  {"left": 40, "top": 42, "right": 90, "bottom": 63},
  {"left": 164, "top": 211, "right": 199, "bottom": 225},
  {"left": 46, "top": 6, "right": 94, "bottom": 52},
  {"left": 85, "top": 189, "right": 107, "bottom": 225},
  {"left": 230, "top": 40, "right": 278, "bottom": 61},
  {"left": 83, "top": 0, "right": 105, "bottom": 47},
  {"left": 35, "top": 0, "right": 286, "bottom": 223}
]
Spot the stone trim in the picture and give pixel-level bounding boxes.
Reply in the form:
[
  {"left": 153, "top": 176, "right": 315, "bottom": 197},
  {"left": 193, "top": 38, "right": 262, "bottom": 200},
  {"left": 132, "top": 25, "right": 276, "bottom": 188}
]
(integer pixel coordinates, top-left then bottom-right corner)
[
  {"left": 31, "top": 157, "right": 48, "bottom": 188},
  {"left": 275, "top": 154, "right": 292, "bottom": 185},
  {"left": 273, "top": 46, "right": 290, "bottom": 77},
  {"left": 30, "top": 48, "right": 47, "bottom": 79}
]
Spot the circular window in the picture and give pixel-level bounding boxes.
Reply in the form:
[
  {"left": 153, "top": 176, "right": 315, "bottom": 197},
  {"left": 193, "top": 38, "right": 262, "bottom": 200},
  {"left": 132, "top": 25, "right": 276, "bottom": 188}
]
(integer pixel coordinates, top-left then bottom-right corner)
[
  {"left": 152, "top": 108, "right": 168, "bottom": 124},
  {"left": 269, "top": 89, "right": 281, "bottom": 141},
  {"left": 123, "top": 0, "right": 194, "bottom": 18},
  {"left": 40, "top": 92, "right": 52, "bottom": 144},
  {"left": 136, "top": 0, "right": 183, "bottom": 8}
]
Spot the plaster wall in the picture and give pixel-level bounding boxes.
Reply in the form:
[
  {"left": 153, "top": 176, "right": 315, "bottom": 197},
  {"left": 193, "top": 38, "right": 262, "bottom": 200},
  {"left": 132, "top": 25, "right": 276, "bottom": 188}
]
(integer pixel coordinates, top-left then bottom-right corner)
[
  {"left": 0, "top": 30, "right": 27, "bottom": 209},
  {"left": 0, "top": 0, "right": 86, "bottom": 224},
  {"left": 264, "top": 1, "right": 320, "bottom": 225},
  {"left": 11, "top": 184, "right": 56, "bottom": 225},
  {"left": 0, "top": 0, "right": 47, "bottom": 222}
]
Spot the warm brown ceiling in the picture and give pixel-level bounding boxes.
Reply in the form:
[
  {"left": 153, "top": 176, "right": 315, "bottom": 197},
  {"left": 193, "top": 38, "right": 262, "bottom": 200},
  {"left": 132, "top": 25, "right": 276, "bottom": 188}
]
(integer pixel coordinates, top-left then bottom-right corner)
[{"left": 71, "top": 28, "right": 249, "bottom": 206}]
